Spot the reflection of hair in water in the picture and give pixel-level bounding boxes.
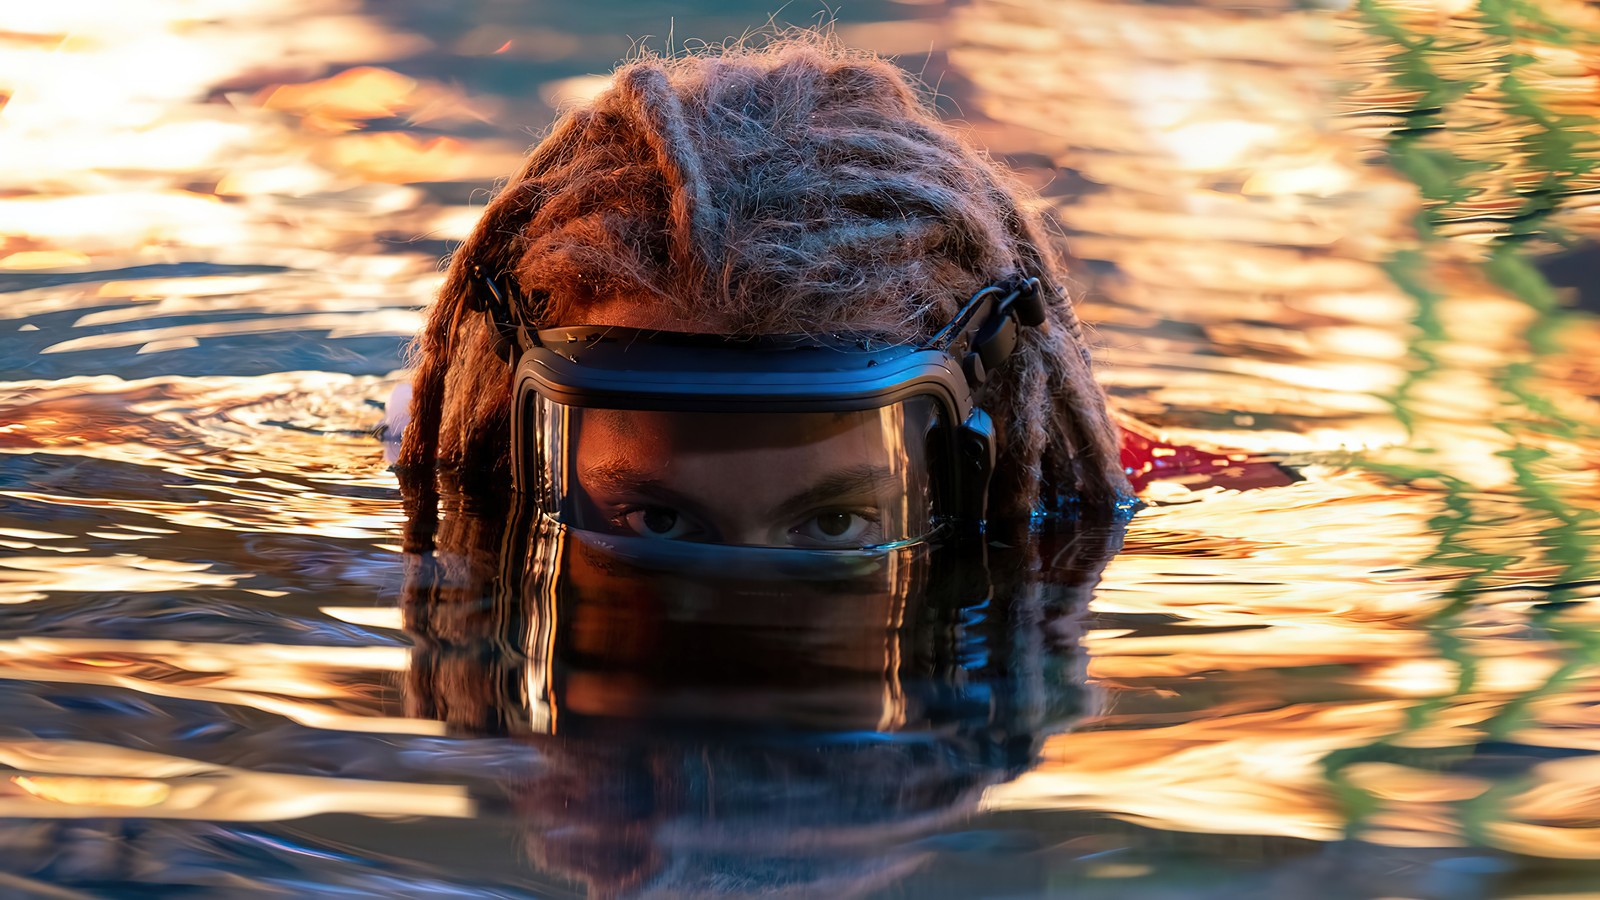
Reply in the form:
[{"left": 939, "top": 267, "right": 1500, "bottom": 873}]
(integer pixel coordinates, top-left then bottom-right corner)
[
  {"left": 400, "top": 473, "right": 1124, "bottom": 898},
  {"left": 397, "top": 34, "right": 1130, "bottom": 554},
  {"left": 514, "top": 738, "right": 991, "bottom": 898}
]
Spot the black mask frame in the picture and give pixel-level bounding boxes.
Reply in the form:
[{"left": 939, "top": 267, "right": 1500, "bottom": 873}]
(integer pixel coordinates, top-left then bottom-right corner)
[{"left": 470, "top": 265, "right": 1047, "bottom": 533}]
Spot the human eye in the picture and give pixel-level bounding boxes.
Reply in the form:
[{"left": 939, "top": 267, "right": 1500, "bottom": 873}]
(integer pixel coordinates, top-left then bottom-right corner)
[
  {"left": 612, "top": 505, "right": 707, "bottom": 541},
  {"left": 787, "top": 509, "right": 882, "bottom": 549}
]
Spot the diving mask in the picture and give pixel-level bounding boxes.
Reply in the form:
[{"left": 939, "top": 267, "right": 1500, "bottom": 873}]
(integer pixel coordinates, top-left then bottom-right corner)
[{"left": 473, "top": 268, "right": 1047, "bottom": 549}]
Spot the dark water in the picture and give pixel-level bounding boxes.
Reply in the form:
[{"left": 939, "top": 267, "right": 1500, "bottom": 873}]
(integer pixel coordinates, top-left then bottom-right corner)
[{"left": 3, "top": 0, "right": 1600, "bottom": 896}]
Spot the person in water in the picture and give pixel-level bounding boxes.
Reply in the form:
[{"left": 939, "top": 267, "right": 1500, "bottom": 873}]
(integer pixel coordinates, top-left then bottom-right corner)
[
  {"left": 387, "top": 35, "right": 1135, "bottom": 897},
  {"left": 394, "top": 35, "right": 1130, "bottom": 551}
]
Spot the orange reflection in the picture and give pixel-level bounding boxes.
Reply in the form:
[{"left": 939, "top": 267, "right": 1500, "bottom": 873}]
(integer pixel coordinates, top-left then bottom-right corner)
[
  {"left": 0, "top": 741, "right": 471, "bottom": 821},
  {"left": 957, "top": 0, "right": 1600, "bottom": 865},
  {"left": 3, "top": 0, "right": 1600, "bottom": 881}
]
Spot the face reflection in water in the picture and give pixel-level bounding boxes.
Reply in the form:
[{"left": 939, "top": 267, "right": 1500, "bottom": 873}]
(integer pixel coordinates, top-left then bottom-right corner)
[
  {"left": 398, "top": 503, "right": 1120, "bottom": 897},
  {"left": 563, "top": 402, "right": 933, "bottom": 548}
]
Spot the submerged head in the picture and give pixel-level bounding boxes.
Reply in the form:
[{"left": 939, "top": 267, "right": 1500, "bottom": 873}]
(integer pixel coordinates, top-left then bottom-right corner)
[{"left": 398, "top": 34, "right": 1127, "bottom": 548}]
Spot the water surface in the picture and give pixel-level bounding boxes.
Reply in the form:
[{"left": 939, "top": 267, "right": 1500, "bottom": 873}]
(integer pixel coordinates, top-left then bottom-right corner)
[{"left": 3, "top": 0, "right": 1600, "bottom": 896}]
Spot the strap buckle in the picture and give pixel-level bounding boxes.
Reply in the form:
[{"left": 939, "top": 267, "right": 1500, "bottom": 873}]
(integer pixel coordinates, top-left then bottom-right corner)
[
  {"left": 470, "top": 263, "right": 536, "bottom": 361},
  {"left": 930, "top": 276, "right": 1047, "bottom": 390}
]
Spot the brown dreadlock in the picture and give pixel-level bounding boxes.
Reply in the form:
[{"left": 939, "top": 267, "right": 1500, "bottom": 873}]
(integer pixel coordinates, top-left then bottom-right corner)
[{"left": 398, "top": 36, "right": 1127, "bottom": 551}]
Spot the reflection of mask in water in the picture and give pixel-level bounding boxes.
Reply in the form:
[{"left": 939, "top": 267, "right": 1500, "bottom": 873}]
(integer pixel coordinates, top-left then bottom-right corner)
[
  {"left": 409, "top": 496, "right": 1082, "bottom": 740},
  {"left": 529, "top": 526, "right": 1058, "bottom": 739},
  {"left": 402, "top": 494, "right": 1120, "bottom": 897}
]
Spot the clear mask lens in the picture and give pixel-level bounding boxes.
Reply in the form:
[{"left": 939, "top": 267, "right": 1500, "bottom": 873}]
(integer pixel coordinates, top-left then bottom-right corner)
[{"left": 536, "top": 397, "right": 938, "bottom": 549}]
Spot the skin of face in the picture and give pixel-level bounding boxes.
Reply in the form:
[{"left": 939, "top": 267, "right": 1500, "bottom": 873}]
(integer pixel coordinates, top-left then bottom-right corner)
[{"left": 570, "top": 407, "right": 919, "bottom": 548}]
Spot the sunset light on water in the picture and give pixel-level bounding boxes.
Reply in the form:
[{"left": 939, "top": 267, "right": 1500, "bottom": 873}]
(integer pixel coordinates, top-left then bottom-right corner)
[{"left": 3, "top": 0, "right": 1600, "bottom": 896}]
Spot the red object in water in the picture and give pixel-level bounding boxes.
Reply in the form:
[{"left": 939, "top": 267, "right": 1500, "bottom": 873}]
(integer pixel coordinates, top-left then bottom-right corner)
[{"left": 1118, "top": 417, "right": 1297, "bottom": 494}]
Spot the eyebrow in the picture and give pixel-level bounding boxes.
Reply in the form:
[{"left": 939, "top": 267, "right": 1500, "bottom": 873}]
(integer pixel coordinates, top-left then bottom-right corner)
[
  {"left": 581, "top": 462, "right": 698, "bottom": 510},
  {"left": 580, "top": 462, "right": 899, "bottom": 521},
  {"left": 769, "top": 465, "right": 900, "bottom": 521}
]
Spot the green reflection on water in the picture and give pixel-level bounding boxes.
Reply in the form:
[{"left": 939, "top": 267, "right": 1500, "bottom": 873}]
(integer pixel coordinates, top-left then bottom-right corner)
[{"left": 1331, "top": 0, "right": 1600, "bottom": 847}]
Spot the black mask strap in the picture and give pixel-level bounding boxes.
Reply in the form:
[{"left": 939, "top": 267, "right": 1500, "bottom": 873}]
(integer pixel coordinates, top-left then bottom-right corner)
[
  {"left": 469, "top": 263, "right": 539, "bottom": 362},
  {"left": 924, "top": 276, "right": 1048, "bottom": 394}
]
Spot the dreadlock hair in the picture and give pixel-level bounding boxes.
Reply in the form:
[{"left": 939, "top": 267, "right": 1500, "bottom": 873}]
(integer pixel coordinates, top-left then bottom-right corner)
[{"left": 398, "top": 34, "right": 1127, "bottom": 552}]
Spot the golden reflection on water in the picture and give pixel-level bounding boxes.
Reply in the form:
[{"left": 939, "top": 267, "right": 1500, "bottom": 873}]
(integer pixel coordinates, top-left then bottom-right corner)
[
  {"left": 2, "top": 741, "right": 470, "bottom": 820},
  {"left": 0, "top": 1, "right": 462, "bottom": 791},
  {"left": 3, "top": 0, "right": 1600, "bottom": 891},
  {"left": 957, "top": 0, "right": 1600, "bottom": 869}
]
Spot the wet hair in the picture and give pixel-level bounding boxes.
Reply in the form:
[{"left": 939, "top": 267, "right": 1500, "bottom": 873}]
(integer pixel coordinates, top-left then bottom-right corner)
[{"left": 398, "top": 35, "right": 1127, "bottom": 550}]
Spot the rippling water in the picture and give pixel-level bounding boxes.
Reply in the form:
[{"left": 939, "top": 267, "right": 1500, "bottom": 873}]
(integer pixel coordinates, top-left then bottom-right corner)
[{"left": 4, "top": 0, "right": 1600, "bottom": 896}]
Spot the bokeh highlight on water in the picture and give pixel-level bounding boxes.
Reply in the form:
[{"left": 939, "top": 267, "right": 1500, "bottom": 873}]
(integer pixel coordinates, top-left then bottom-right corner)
[{"left": 3, "top": 0, "right": 1600, "bottom": 896}]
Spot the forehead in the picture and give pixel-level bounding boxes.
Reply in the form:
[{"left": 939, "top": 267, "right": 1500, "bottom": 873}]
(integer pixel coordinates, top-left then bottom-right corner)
[
  {"left": 581, "top": 296, "right": 709, "bottom": 331},
  {"left": 578, "top": 408, "right": 881, "bottom": 454},
  {"left": 574, "top": 293, "right": 922, "bottom": 340}
]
